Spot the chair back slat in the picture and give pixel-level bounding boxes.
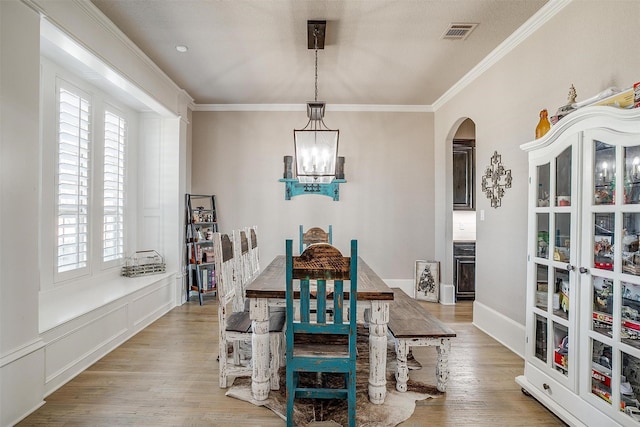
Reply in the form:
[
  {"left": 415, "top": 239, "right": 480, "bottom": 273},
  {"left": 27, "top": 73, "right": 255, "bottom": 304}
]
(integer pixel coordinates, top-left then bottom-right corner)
[
  {"left": 300, "top": 279, "right": 310, "bottom": 323},
  {"left": 316, "top": 279, "right": 327, "bottom": 324},
  {"left": 221, "top": 234, "right": 234, "bottom": 262},
  {"left": 232, "top": 229, "right": 253, "bottom": 311},
  {"left": 213, "top": 233, "right": 236, "bottom": 307},
  {"left": 240, "top": 231, "right": 249, "bottom": 254},
  {"left": 250, "top": 229, "right": 258, "bottom": 249},
  {"left": 248, "top": 226, "right": 260, "bottom": 277},
  {"left": 333, "top": 280, "right": 344, "bottom": 324}
]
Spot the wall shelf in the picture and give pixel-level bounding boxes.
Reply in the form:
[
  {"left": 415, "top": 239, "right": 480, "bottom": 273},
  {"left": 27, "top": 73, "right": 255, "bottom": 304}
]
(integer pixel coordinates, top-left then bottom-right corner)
[{"left": 279, "top": 178, "right": 346, "bottom": 201}]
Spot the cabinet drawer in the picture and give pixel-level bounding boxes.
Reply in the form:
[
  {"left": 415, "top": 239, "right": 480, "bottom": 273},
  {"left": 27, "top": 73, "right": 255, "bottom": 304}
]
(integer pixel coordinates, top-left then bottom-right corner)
[
  {"left": 453, "top": 242, "right": 475, "bottom": 256},
  {"left": 523, "top": 363, "right": 612, "bottom": 426}
]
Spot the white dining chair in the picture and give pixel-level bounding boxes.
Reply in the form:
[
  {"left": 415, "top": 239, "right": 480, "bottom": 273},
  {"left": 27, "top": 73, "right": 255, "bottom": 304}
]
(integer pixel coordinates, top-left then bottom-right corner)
[{"left": 213, "top": 232, "right": 285, "bottom": 390}]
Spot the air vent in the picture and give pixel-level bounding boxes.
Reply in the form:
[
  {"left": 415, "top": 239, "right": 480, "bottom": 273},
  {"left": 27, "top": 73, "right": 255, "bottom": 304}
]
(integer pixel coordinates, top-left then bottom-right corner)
[{"left": 441, "top": 23, "right": 478, "bottom": 40}]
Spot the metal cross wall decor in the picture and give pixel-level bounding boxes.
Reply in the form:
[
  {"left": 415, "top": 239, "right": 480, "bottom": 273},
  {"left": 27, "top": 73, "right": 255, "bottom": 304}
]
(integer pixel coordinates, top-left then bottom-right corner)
[{"left": 481, "top": 150, "right": 512, "bottom": 208}]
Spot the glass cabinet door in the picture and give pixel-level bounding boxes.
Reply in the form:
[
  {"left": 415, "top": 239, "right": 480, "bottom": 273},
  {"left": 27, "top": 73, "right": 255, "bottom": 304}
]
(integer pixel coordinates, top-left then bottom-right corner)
[
  {"left": 528, "top": 143, "right": 575, "bottom": 388},
  {"left": 580, "top": 130, "right": 640, "bottom": 422}
]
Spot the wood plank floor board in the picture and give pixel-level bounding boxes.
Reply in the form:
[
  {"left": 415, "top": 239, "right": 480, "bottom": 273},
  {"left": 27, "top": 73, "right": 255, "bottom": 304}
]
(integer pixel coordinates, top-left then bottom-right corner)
[{"left": 17, "top": 299, "right": 566, "bottom": 426}]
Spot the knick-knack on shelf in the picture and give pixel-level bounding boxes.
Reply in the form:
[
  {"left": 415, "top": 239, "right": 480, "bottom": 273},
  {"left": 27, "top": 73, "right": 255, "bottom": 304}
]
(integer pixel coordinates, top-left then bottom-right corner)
[{"left": 536, "top": 109, "right": 551, "bottom": 139}]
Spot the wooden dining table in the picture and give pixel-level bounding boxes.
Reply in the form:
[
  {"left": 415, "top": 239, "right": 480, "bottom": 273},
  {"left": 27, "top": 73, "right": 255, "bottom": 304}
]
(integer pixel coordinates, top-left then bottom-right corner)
[{"left": 245, "top": 255, "right": 394, "bottom": 404}]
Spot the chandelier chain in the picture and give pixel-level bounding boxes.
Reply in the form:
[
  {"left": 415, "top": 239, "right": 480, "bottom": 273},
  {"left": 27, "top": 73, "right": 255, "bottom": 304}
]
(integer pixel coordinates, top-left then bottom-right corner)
[{"left": 314, "top": 28, "right": 319, "bottom": 102}]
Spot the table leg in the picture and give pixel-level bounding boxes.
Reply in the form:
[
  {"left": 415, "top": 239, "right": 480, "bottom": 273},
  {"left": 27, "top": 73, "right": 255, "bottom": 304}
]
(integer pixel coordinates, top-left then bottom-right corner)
[
  {"left": 250, "top": 297, "right": 270, "bottom": 401},
  {"left": 436, "top": 338, "right": 451, "bottom": 392},
  {"left": 368, "top": 300, "right": 389, "bottom": 404}
]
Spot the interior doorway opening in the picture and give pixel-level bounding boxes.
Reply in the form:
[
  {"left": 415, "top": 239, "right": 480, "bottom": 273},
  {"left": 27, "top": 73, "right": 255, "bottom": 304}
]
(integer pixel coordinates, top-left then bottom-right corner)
[{"left": 452, "top": 119, "right": 476, "bottom": 301}]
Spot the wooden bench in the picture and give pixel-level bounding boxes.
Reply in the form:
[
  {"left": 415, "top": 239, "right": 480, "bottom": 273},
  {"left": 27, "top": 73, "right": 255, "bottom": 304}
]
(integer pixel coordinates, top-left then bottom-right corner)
[{"left": 388, "top": 287, "right": 457, "bottom": 392}]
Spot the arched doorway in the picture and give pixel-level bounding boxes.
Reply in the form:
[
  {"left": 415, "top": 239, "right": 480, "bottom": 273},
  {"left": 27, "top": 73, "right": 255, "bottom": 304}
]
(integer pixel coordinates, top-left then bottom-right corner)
[{"left": 452, "top": 119, "right": 476, "bottom": 301}]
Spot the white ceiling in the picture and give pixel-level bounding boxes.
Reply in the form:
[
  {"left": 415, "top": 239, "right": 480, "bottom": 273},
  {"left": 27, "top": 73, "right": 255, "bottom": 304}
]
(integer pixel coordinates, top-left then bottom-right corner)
[{"left": 89, "top": 0, "right": 550, "bottom": 107}]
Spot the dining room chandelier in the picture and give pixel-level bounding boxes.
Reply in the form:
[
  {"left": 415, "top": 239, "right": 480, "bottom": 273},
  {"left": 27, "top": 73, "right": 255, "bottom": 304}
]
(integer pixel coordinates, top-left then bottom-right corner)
[{"left": 294, "top": 20, "right": 339, "bottom": 184}]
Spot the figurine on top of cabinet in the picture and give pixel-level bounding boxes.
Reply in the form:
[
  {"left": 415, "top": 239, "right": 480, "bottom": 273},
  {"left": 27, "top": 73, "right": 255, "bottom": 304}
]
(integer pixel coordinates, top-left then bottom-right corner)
[
  {"left": 558, "top": 85, "right": 577, "bottom": 115},
  {"left": 551, "top": 84, "right": 578, "bottom": 124}
]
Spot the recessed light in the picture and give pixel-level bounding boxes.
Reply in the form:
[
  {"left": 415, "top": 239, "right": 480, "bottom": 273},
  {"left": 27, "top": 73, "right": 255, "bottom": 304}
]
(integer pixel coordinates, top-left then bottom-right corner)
[{"left": 176, "top": 45, "right": 188, "bottom": 53}]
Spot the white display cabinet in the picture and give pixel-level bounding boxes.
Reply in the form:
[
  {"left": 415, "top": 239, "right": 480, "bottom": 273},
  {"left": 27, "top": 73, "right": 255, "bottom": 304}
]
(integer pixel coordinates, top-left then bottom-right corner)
[{"left": 518, "top": 107, "right": 640, "bottom": 426}]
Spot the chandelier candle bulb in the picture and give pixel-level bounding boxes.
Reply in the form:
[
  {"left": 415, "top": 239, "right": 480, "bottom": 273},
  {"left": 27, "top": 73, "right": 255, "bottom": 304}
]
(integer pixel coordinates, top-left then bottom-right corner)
[{"left": 283, "top": 156, "right": 293, "bottom": 179}]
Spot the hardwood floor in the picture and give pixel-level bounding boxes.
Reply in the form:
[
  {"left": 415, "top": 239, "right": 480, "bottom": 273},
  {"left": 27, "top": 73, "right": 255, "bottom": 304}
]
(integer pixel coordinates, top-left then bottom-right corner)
[{"left": 18, "top": 297, "right": 565, "bottom": 426}]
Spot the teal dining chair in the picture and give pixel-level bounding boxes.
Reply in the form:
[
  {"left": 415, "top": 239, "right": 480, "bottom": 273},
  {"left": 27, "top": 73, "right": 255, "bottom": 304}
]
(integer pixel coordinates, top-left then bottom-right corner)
[
  {"left": 298, "top": 225, "right": 333, "bottom": 253},
  {"left": 285, "top": 239, "right": 357, "bottom": 427}
]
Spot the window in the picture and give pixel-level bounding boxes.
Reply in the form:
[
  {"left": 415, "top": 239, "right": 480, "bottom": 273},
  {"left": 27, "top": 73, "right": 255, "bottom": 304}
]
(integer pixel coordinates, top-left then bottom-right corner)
[
  {"left": 103, "top": 110, "right": 126, "bottom": 262},
  {"left": 56, "top": 86, "right": 90, "bottom": 273},
  {"left": 52, "top": 79, "right": 130, "bottom": 281}
]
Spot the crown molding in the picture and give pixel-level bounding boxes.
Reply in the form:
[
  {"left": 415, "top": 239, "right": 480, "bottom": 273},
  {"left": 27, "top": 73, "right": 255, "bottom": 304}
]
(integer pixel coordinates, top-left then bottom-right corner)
[
  {"left": 20, "top": 0, "right": 46, "bottom": 15},
  {"left": 432, "top": 0, "right": 572, "bottom": 111},
  {"left": 193, "top": 103, "right": 433, "bottom": 113}
]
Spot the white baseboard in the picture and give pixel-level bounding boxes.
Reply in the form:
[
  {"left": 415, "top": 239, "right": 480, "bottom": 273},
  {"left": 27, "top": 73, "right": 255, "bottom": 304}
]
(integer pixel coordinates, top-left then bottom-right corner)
[
  {"left": 1, "top": 344, "right": 46, "bottom": 427},
  {"left": 473, "top": 300, "right": 525, "bottom": 358}
]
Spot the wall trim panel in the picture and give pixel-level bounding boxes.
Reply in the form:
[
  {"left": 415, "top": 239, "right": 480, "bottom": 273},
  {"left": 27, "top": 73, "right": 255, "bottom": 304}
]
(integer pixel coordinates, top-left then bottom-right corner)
[
  {"left": 42, "top": 282, "right": 175, "bottom": 397},
  {"left": 45, "top": 306, "right": 128, "bottom": 391},
  {"left": 131, "top": 282, "right": 173, "bottom": 328}
]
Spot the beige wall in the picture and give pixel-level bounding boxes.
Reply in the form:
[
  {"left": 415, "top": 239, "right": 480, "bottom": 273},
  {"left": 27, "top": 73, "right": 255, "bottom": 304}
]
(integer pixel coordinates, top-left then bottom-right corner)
[
  {"left": 435, "top": 0, "right": 640, "bottom": 326},
  {"left": 192, "top": 110, "right": 434, "bottom": 278}
]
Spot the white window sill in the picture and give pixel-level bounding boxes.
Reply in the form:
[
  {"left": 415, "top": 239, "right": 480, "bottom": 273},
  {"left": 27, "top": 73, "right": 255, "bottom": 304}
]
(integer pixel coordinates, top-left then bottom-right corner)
[{"left": 39, "top": 271, "right": 177, "bottom": 333}]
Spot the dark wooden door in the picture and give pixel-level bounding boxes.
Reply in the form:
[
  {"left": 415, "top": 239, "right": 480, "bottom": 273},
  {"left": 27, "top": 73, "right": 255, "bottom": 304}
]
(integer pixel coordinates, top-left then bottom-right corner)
[
  {"left": 453, "top": 242, "right": 475, "bottom": 300},
  {"left": 453, "top": 140, "right": 475, "bottom": 210},
  {"left": 455, "top": 257, "right": 476, "bottom": 298}
]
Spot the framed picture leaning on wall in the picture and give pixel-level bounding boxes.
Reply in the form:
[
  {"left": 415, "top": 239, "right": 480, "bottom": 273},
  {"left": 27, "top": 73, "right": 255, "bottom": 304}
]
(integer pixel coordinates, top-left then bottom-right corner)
[{"left": 415, "top": 260, "right": 440, "bottom": 302}]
